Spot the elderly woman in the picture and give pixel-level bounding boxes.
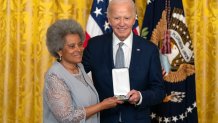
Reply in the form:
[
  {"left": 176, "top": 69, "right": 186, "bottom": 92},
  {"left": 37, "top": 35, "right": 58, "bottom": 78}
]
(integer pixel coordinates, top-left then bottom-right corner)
[{"left": 43, "top": 19, "right": 122, "bottom": 123}]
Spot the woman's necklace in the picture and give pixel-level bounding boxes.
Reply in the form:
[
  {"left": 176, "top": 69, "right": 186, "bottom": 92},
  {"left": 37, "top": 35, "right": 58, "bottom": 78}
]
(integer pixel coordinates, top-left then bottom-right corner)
[
  {"left": 73, "top": 69, "right": 89, "bottom": 87},
  {"left": 61, "top": 62, "right": 79, "bottom": 74}
]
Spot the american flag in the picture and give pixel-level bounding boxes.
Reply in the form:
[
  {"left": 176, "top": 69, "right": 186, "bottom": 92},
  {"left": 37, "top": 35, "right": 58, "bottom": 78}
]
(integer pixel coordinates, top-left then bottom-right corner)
[{"left": 84, "top": 0, "right": 140, "bottom": 48}]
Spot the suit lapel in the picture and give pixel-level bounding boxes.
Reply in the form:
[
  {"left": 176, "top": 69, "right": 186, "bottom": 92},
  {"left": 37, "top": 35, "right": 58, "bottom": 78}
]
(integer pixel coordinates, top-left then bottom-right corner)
[
  {"left": 78, "top": 64, "right": 99, "bottom": 100},
  {"left": 103, "top": 33, "right": 114, "bottom": 69},
  {"left": 129, "top": 35, "right": 141, "bottom": 72}
]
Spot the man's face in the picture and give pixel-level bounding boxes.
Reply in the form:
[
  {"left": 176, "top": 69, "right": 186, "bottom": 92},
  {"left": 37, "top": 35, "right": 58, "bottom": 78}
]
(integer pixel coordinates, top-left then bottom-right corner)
[{"left": 108, "top": 2, "right": 136, "bottom": 41}]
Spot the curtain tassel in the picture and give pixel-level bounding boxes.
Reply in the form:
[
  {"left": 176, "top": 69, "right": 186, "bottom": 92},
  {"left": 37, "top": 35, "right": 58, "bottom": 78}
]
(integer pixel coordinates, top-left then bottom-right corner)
[{"left": 161, "top": 30, "right": 171, "bottom": 54}]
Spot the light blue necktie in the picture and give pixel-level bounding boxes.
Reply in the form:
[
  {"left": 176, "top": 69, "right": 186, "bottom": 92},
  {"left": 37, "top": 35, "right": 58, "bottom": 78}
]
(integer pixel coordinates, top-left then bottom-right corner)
[
  {"left": 115, "top": 42, "right": 125, "bottom": 122},
  {"left": 115, "top": 42, "right": 125, "bottom": 68}
]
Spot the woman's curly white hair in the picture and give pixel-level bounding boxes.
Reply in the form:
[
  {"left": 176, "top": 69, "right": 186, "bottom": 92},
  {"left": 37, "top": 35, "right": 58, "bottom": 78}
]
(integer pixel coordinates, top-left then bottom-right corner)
[{"left": 46, "top": 19, "right": 85, "bottom": 58}]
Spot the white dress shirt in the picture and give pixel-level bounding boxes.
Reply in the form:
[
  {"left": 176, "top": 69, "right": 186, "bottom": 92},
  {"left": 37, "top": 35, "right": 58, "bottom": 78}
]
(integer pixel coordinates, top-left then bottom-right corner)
[
  {"left": 112, "top": 32, "right": 142, "bottom": 105},
  {"left": 113, "top": 32, "right": 133, "bottom": 68}
]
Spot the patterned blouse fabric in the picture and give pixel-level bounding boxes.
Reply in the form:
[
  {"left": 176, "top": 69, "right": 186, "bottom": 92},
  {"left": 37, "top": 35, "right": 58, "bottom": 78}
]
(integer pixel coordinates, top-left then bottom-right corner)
[{"left": 43, "top": 62, "right": 100, "bottom": 123}]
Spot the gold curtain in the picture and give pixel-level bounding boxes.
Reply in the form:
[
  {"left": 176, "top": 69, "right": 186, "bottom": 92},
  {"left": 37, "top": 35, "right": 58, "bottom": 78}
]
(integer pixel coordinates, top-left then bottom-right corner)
[
  {"left": 0, "top": 0, "right": 217, "bottom": 123},
  {"left": 183, "top": 0, "right": 218, "bottom": 122}
]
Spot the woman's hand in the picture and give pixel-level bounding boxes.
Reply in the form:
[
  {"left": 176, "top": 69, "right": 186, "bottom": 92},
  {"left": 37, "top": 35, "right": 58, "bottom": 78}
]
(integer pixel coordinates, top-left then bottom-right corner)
[{"left": 100, "top": 97, "right": 123, "bottom": 110}]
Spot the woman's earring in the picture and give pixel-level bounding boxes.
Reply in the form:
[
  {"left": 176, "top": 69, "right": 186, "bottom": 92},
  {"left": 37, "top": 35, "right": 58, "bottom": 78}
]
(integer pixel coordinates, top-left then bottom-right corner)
[{"left": 57, "top": 55, "right": 62, "bottom": 62}]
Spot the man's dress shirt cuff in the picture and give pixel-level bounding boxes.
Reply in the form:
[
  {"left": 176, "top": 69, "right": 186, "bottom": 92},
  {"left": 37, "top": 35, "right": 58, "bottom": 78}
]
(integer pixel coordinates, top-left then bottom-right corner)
[{"left": 136, "top": 91, "right": 142, "bottom": 105}]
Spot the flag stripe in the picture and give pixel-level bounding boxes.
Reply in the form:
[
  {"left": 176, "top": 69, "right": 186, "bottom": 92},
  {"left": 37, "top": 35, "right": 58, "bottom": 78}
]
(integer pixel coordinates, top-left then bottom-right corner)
[{"left": 86, "top": 15, "right": 103, "bottom": 38}]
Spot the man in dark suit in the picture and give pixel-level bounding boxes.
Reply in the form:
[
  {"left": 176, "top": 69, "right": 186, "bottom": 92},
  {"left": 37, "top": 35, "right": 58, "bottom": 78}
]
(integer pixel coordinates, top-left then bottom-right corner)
[{"left": 82, "top": 0, "right": 165, "bottom": 123}]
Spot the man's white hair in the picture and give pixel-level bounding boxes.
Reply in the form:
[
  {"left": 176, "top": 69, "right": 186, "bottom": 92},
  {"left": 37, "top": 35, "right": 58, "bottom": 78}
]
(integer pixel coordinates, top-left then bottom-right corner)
[{"left": 107, "top": 0, "right": 136, "bottom": 18}]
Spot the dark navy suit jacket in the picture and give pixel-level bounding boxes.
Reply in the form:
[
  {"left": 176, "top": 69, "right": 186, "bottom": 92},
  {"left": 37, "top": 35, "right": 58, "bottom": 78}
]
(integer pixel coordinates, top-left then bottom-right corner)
[{"left": 82, "top": 33, "right": 165, "bottom": 123}]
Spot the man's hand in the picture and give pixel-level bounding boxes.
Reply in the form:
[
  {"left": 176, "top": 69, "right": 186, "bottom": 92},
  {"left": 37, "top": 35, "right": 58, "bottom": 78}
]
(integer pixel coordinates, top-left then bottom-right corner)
[{"left": 127, "top": 89, "right": 141, "bottom": 105}]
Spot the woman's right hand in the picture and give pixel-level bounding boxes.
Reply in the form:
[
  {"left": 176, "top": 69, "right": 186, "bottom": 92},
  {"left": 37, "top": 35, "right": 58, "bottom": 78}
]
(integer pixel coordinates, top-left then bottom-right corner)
[
  {"left": 100, "top": 97, "right": 123, "bottom": 110},
  {"left": 85, "top": 97, "right": 123, "bottom": 118}
]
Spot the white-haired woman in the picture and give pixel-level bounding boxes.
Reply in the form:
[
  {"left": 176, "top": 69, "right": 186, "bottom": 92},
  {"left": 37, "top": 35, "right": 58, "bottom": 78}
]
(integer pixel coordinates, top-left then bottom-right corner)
[{"left": 43, "top": 19, "right": 122, "bottom": 123}]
